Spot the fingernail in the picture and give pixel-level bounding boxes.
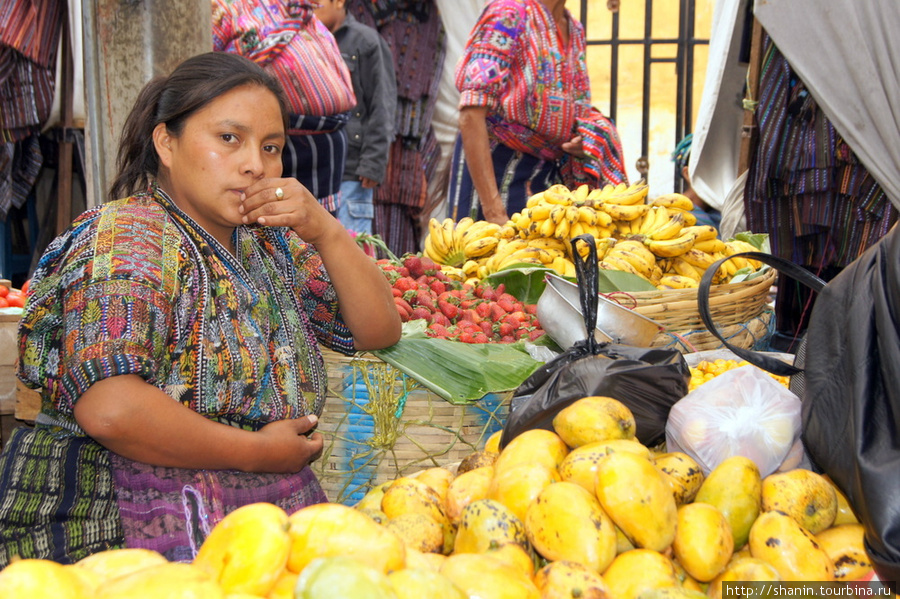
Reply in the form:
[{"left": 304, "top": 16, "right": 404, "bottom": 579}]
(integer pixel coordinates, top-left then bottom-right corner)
[{"left": 308, "top": 414, "right": 318, "bottom": 425}]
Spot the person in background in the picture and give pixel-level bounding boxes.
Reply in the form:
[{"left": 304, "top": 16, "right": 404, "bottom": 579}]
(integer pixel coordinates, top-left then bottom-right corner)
[
  {"left": 212, "top": 0, "right": 357, "bottom": 214},
  {"left": 314, "top": 0, "right": 397, "bottom": 236},
  {"left": 0, "top": 52, "right": 401, "bottom": 566},
  {"left": 672, "top": 134, "right": 722, "bottom": 229},
  {"left": 448, "top": 0, "right": 627, "bottom": 225}
]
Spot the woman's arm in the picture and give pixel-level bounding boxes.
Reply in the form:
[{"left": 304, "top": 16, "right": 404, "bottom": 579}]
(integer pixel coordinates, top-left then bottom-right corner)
[
  {"left": 459, "top": 106, "right": 507, "bottom": 225},
  {"left": 74, "top": 374, "right": 322, "bottom": 473}
]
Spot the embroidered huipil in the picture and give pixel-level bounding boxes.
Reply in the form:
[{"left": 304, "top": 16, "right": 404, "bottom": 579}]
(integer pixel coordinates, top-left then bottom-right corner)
[
  {"left": 18, "top": 188, "right": 355, "bottom": 435},
  {"left": 211, "top": 0, "right": 355, "bottom": 117},
  {"left": 455, "top": 0, "right": 626, "bottom": 186}
]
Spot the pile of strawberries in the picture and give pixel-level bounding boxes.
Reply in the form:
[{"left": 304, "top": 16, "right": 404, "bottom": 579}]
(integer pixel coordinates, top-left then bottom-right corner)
[{"left": 378, "top": 254, "right": 545, "bottom": 344}]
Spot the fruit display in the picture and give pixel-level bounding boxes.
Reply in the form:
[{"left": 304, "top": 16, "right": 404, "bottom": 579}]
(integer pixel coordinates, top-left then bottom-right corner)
[
  {"left": 378, "top": 253, "right": 545, "bottom": 344},
  {"left": 0, "top": 279, "right": 28, "bottom": 309},
  {"left": 689, "top": 359, "right": 790, "bottom": 391},
  {"left": 2, "top": 389, "right": 874, "bottom": 598},
  {"left": 422, "top": 182, "right": 765, "bottom": 290}
]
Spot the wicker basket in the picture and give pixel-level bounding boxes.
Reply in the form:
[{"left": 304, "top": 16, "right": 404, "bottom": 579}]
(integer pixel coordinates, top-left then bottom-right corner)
[
  {"left": 616, "top": 268, "right": 777, "bottom": 353},
  {"left": 313, "top": 349, "right": 509, "bottom": 506}
]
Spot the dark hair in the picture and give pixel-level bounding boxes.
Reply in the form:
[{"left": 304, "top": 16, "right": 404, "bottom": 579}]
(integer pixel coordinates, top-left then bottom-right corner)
[{"left": 109, "top": 51, "right": 289, "bottom": 202}]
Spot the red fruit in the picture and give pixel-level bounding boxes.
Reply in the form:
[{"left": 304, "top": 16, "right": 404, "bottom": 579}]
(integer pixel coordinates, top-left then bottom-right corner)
[
  {"left": 391, "top": 288, "right": 402, "bottom": 297},
  {"left": 475, "top": 302, "right": 491, "bottom": 319},
  {"left": 458, "top": 309, "right": 481, "bottom": 324},
  {"left": 404, "top": 255, "right": 425, "bottom": 279},
  {"left": 410, "top": 307, "right": 433, "bottom": 322},
  {"left": 528, "top": 328, "right": 545, "bottom": 341},
  {"left": 497, "top": 296, "right": 517, "bottom": 313},
  {"left": 427, "top": 323, "right": 452, "bottom": 338},
  {"left": 394, "top": 277, "right": 417, "bottom": 293},
  {"left": 500, "top": 335, "right": 516, "bottom": 344},
  {"left": 419, "top": 255, "right": 438, "bottom": 273},
  {"left": 430, "top": 279, "right": 447, "bottom": 295},
  {"left": 472, "top": 332, "right": 490, "bottom": 344},
  {"left": 414, "top": 290, "right": 436, "bottom": 310},
  {"left": 524, "top": 303, "right": 538, "bottom": 315},
  {"left": 0, "top": 285, "right": 7, "bottom": 298},
  {"left": 399, "top": 266, "right": 410, "bottom": 277},
  {"left": 458, "top": 331, "right": 476, "bottom": 344},
  {"left": 498, "top": 322, "right": 515, "bottom": 338},
  {"left": 394, "top": 296, "right": 413, "bottom": 316},
  {"left": 431, "top": 312, "right": 452, "bottom": 327},
  {"left": 488, "top": 302, "right": 507, "bottom": 322},
  {"left": 438, "top": 300, "right": 459, "bottom": 320},
  {"left": 479, "top": 320, "right": 492, "bottom": 337},
  {"left": 0, "top": 297, "right": 8, "bottom": 308}
]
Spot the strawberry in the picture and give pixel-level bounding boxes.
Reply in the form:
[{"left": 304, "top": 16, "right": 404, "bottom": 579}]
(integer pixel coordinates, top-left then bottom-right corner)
[
  {"left": 427, "top": 323, "right": 452, "bottom": 338},
  {"left": 458, "top": 331, "right": 476, "bottom": 344},
  {"left": 394, "top": 277, "right": 417, "bottom": 293},
  {"left": 472, "top": 331, "right": 490, "bottom": 344},
  {"left": 489, "top": 302, "right": 508, "bottom": 322},
  {"left": 415, "top": 290, "right": 437, "bottom": 310},
  {"left": 528, "top": 328, "right": 545, "bottom": 341},
  {"left": 438, "top": 300, "right": 459, "bottom": 320},
  {"left": 500, "top": 335, "right": 516, "bottom": 344},
  {"left": 498, "top": 322, "right": 515, "bottom": 338},
  {"left": 524, "top": 303, "right": 538, "bottom": 315},
  {"left": 458, "top": 309, "right": 481, "bottom": 324},
  {"left": 479, "top": 320, "right": 493, "bottom": 337},
  {"left": 410, "top": 307, "right": 433, "bottom": 322},
  {"left": 431, "top": 312, "right": 452, "bottom": 327},
  {"left": 391, "top": 288, "right": 402, "bottom": 297},
  {"left": 404, "top": 255, "right": 425, "bottom": 279},
  {"left": 430, "top": 279, "right": 447, "bottom": 295},
  {"left": 475, "top": 301, "right": 491, "bottom": 319},
  {"left": 497, "top": 296, "right": 517, "bottom": 313}
]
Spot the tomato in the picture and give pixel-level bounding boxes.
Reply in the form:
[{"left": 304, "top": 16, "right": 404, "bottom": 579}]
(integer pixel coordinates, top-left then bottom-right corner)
[
  {"left": 5, "top": 292, "right": 25, "bottom": 308},
  {"left": 20, "top": 279, "right": 30, "bottom": 296},
  {"left": 0, "top": 297, "right": 8, "bottom": 308},
  {"left": 0, "top": 285, "right": 8, "bottom": 298}
]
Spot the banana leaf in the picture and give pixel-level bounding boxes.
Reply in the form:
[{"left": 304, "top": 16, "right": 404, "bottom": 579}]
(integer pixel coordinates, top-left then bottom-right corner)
[
  {"left": 372, "top": 322, "right": 543, "bottom": 405},
  {"left": 483, "top": 264, "right": 556, "bottom": 304}
]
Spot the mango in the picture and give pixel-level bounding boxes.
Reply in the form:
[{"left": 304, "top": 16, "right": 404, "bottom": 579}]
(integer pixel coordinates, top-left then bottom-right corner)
[
  {"left": 294, "top": 556, "right": 398, "bottom": 599},
  {"left": 694, "top": 456, "right": 761, "bottom": 550},
  {"left": 456, "top": 450, "right": 497, "bottom": 475},
  {"left": 74, "top": 547, "right": 169, "bottom": 584},
  {"left": 672, "top": 502, "right": 733, "bottom": 582},
  {"left": 388, "top": 568, "right": 466, "bottom": 599},
  {"left": 525, "top": 481, "right": 617, "bottom": 573},
  {"left": 653, "top": 452, "right": 705, "bottom": 504},
  {"left": 488, "top": 461, "right": 561, "bottom": 522},
  {"left": 823, "top": 476, "right": 860, "bottom": 525},
  {"left": 454, "top": 498, "right": 528, "bottom": 554},
  {"left": 381, "top": 477, "right": 450, "bottom": 526},
  {"left": 484, "top": 542, "right": 537, "bottom": 579},
  {"left": 559, "top": 439, "right": 652, "bottom": 494},
  {"left": 637, "top": 588, "right": 709, "bottom": 599},
  {"left": 603, "top": 549, "right": 679, "bottom": 599},
  {"left": 445, "top": 465, "right": 493, "bottom": 525},
  {"left": 0, "top": 558, "right": 94, "bottom": 599},
  {"left": 748, "top": 510, "right": 835, "bottom": 581},
  {"left": 595, "top": 451, "right": 677, "bottom": 552},
  {"left": 193, "top": 502, "right": 290, "bottom": 596},
  {"left": 358, "top": 507, "right": 389, "bottom": 525},
  {"left": 761, "top": 468, "right": 837, "bottom": 534},
  {"left": 356, "top": 480, "right": 393, "bottom": 511},
  {"left": 493, "top": 428, "right": 569, "bottom": 474},
  {"left": 287, "top": 503, "right": 406, "bottom": 574},
  {"left": 404, "top": 547, "right": 447, "bottom": 572},
  {"left": 440, "top": 553, "right": 540, "bottom": 599},
  {"left": 266, "top": 569, "right": 299, "bottom": 599},
  {"left": 95, "top": 562, "right": 224, "bottom": 599},
  {"left": 413, "top": 467, "right": 455, "bottom": 505},
  {"left": 671, "top": 560, "right": 704, "bottom": 592},
  {"left": 552, "top": 395, "right": 637, "bottom": 448},
  {"left": 707, "top": 557, "right": 781, "bottom": 599},
  {"left": 533, "top": 560, "right": 611, "bottom": 599},
  {"left": 385, "top": 512, "right": 445, "bottom": 554},
  {"left": 815, "top": 524, "right": 873, "bottom": 581},
  {"left": 484, "top": 430, "right": 503, "bottom": 454}
]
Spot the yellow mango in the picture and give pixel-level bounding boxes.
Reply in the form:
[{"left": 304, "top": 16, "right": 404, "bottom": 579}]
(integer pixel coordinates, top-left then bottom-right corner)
[
  {"left": 707, "top": 557, "right": 781, "bottom": 599},
  {"left": 381, "top": 477, "right": 450, "bottom": 526},
  {"left": 672, "top": 502, "right": 734, "bottom": 582},
  {"left": 488, "top": 461, "right": 561, "bottom": 522},
  {"left": 404, "top": 548, "right": 447, "bottom": 572},
  {"left": 445, "top": 465, "right": 493, "bottom": 525},
  {"left": 440, "top": 553, "right": 540, "bottom": 599},
  {"left": 294, "top": 556, "right": 398, "bottom": 599},
  {"left": 603, "top": 549, "right": 679, "bottom": 599},
  {"left": 815, "top": 524, "right": 873, "bottom": 581},
  {"left": 595, "top": 451, "right": 677, "bottom": 552},
  {"left": 533, "top": 560, "right": 611, "bottom": 599},
  {"left": 453, "top": 498, "right": 528, "bottom": 554},
  {"left": 653, "top": 452, "right": 705, "bottom": 504},
  {"left": 0, "top": 558, "right": 94, "bottom": 599},
  {"left": 637, "top": 588, "right": 710, "bottom": 599},
  {"left": 694, "top": 456, "right": 761, "bottom": 550},
  {"left": 552, "top": 395, "right": 637, "bottom": 448},
  {"left": 616, "top": 523, "right": 637, "bottom": 553},
  {"left": 456, "top": 450, "right": 497, "bottom": 475},
  {"left": 525, "top": 481, "right": 617, "bottom": 573},
  {"left": 96, "top": 562, "right": 225, "bottom": 599},
  {"left": 761, "top": 468, "right": 837, "bottom": 534},
  {"left": 356, "top": 481, "right": 393, "bottom": 511},
  {"left": 823, "top": 476, "right": 860, "bottom": 525},
  {"left": 671, "top": 560, "right": 704, "bottom": 592},
  {"left": 389, "top": 568, "right": 466, "bottom": 599},
  {"left": 193, "top": 502, "right": 291, "bottom": 596},
  {"left": 493, "top": 428, "right": 569, "bottom": 474},
  {"left": 358, "top": 507, "right": 389, "bottom": 525},
  {"left": 385, "top": 512, "right": 445, "bottom": 554},
  {"left": 287, "top": 502, "right": 406, "bottom": 574},
  {"left": 413, "top": 467, "right": 455, "bottom": 505},
  {"left": 748, "top": 510, "right": 835, "bottom": 581},
  {"left": 484, "top": 542, "right": 537, "bottom": 580},
  {"left": 484, "top": 430, "right": 504, "bottom": 455},
  {"left": 63, "top": 566, "right": 103, "bottom": 595},
  {"left": 266, "top": 569, "right": 299, "bottom": 599},
  {"left": 74, "top": 547, "right": 169, "bottom": 583},
  {"left": 558, "top": 439, "right": 651, "bottom": 494}
]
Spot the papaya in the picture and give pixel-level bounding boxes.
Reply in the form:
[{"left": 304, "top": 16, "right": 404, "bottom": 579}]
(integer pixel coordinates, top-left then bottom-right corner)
[
  {"left": 287, "top": 503, "right": 406, "bottom": 574},
  {"left": 815, "top": 524, "right": 872, "bottom": 581},
  {"left": 595, "top": 451, "right": 677, "bottom": 552},
  {"left": 95, "top": 562, "right": 225, "bottom": 599},
  {"left": 388, "top": 568, "right": 466, "bottom": 599},
  {"left": 693, "top": 456, "right": 761, "bottom": 550},
  {"left": 707, "top": 557, "right": 781, "bottom": 599},
  {"left": 453, "top": 498, "right": 528, "bottom": 554},
  {"left": 440, "top": 553, "right": 540, "bottom": 599},
  {"left": 493, "top": 429, "right": 569, "bottom": 475},
  {"left": 294, "top": 556, "right": 398, "bottom": 599},
  {"left": 761, "top": 468, "right": 837, "bottom": 534},
  {"left": 487, "top": 461, "right": 561, "bottom": 523},
  {"left": 603, "top": 549, "right": 679, "bottom": 599},
  {"left": 0, "top": 558, "right": 94, "bottom": 599},
  {"left": 559, "top": 439, "right": 652, "bottom": 494},
  {"left": 653, "top": 452, "right": 705, "bottom": 504},
  {"left": 552, "top": 395, "right": 637, "bottom": 448},
  {"left": 671, "top": 502, "right": 734, "bottom": 582},
  {"left": 748, "top": 510, "right": 835, "bottom": 581},
  {"left": 193, "top": 502, "right": 291, "bottom": 596},
  {"left": 445, "top": 465, "right": 493, "bottom": 525},
  {"left": 533, "top": 560, "right": 611, "bottom": 599},
  {"left": 525, "top": 481, "right": 617, "bottom": 573}
]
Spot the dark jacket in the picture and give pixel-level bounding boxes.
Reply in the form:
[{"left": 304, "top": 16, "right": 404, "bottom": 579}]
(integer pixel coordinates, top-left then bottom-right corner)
[{"left": 332, "top": 13, "right": 397, "bottom": 184}]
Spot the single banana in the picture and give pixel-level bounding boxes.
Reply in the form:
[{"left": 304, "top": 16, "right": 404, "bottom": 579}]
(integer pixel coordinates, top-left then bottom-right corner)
[
  {"left": 671, "top": 256, "right": 703, "bottom": 281},
  {"left": 680, "top": 248, "right": 717, "bottom": 272},
  {"left": 464, "top": 236, "right": 499, "bottom": 258},
  {"left": 514, "top": 209, "right": 533, "bottom": 231},
  {"left": 639, "top": 206, "right": 668, "bottom": 234},
  {"left": 423, "top": 232, "right": 445, "bottom": 264},
  {"left": 553, "top": 218, "right": 571, "bottom": 240},
  {"left": 692, "top": 238, "right": 727, "bottom": 254},
  {"left": 569, "top": 221, "right": 586, "bottom": 238},
  {"left": 526, "top": 192, "right": 545, "bottom": 208},
  {"left": 529, "top": 237, "right": 568, "bottom": 252},
  {"left": 498, "top": 223, "right": 517, "bottom": 240},
  {"left": 498, "top": 247, "right": 545, "bottom": 270},
  {"left": 539, "top": 216, "right": 557, "bottom": 238},
  {"left": 648, "top": 211, "right": 687, "bottom": 241},
  {"left": 651, "top": 193, "right": 695, "bottom": 212},
  {"left": 596, "top": 181, "right": 649, "bottom": 206},
  {"left": 454, "top": 216, "right": 476, "bottom": 237},
  {"left": 529, "top": 203, "right": 553, "bottom": 222},
  {"left": 576, "top": 205, "right": 598, "bottom": 226},
  {"left": 544, "top": 185, "right": 575, "bottom": 206},
  {"left": 600, "top": 202, "right": 650, "bottom": 222},
  {"left": 573, "top": 183, "right": 590, "bottom": 203},
  {"left": 645, "top": 231, "right": 697, "bottom": 258},
  {"left": 672, "top": 208, "right": 698, "bottom": 227},
  {"left": 682, "top": 225, "right": 719, "bottom": 243},
  {"left": 657, "top": 274, "right": 700, "bottom": 289},
  {"left": 550, "top": 205, "right": 567, "bottom": 225},
  {"left": 725, "top": 240, "right": 763, "bottom": 269},
  {"left": 462, "top": 259, "right": 481, "bottom": 278}
]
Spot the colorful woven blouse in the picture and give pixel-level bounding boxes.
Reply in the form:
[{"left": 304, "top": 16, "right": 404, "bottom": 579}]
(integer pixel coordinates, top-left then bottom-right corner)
[
  {"left": 17, "top": 187, "right": 355, "bottom": 436},
  {"left": 211, "top": 0, "right": 356, "bottom": 117},
  {"left": 456, "top": 0, "right": 626, "bottom": 185}
]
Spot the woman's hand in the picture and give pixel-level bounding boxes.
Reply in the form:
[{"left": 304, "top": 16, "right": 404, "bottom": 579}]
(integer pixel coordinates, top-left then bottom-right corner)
[
  {"left": 561, "top": 135, "right": 587, "bottom": 159},
  {"left": 238, "top": 177, "right": 344, "bottom": 246},
  {"left": 250, "top": 416, "right": 324, "bottom": 473}
]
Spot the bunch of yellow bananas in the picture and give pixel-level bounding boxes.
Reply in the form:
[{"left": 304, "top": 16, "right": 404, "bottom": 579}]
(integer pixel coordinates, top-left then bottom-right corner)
[
  {"left": 469, "top": 236, "right": 578, "bottom": 281},
  {"left": 512, "top": 192, "right": 614, "bottom": 242},
  {"left": 598, "top": 239, "right": 660, "bottom": 285},
  {"left": 423, "top": 217, "right": 502, "bottom": 268},
  {"left": 719, "top": 239, "right": 763, "bottom": 277}
]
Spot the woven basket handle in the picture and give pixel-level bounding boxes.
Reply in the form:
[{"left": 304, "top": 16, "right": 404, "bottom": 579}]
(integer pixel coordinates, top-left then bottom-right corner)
[
  {"left": 698, "top": 251, "right": 826, "bottom": 377},
  {"left": 570, "top": 234, "right": 601, "bottom": 353}
]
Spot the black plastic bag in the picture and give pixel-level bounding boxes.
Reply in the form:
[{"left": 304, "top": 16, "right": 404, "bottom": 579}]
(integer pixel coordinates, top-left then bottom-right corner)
[
  {"left": 698, "top": 232, "right": 900, "bottom": 590},
  {"left": 500, "top": 235, "right": 690, "bottom": 449}
]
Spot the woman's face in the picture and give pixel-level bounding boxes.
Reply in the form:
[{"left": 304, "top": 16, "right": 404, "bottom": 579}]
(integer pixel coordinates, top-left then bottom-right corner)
[{"left": 153, "top": 84, "right": 285, "bottom": 246}]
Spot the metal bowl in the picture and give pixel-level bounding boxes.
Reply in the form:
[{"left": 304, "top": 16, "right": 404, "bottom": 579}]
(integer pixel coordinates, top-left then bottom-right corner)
[{"left": 536, "top": 273, "right": 664, "bottom": 349}]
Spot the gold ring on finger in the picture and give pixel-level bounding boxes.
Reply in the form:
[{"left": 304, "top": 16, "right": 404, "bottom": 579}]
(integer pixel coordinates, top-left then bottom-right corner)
[{"left": 275, "top": 187, "right": 284, "bottom": 201}]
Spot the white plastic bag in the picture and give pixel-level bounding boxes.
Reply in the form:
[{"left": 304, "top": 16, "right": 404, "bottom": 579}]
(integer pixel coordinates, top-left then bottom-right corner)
[{"left": 665, "top": 364, "right": 802, "bottom": 477}]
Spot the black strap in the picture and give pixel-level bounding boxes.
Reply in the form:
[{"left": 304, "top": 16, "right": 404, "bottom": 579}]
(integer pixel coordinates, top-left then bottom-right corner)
[
  {"left": 698, "top": 251, "right": 826, "bottom": 377},
  {"left": 570, "top": 234, "right": 600, "bottom": 353}
]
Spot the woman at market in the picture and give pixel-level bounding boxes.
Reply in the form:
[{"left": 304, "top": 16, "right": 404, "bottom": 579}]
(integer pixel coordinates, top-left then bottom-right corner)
[
  {"left": 448, "top": 0, "right": 629, "bottom": 225},
  {"left": 0, "top": 51, "right": 401, "bottom": 566}
]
